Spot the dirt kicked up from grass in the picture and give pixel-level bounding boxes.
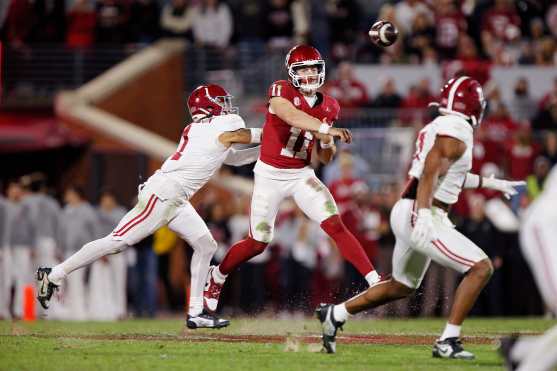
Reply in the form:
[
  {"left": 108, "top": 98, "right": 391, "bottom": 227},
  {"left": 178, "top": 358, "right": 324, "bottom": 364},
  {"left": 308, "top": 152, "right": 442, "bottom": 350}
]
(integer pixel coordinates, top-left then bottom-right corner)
[{"left": 0, "top": 317, "right": 555, "bottom": 371}]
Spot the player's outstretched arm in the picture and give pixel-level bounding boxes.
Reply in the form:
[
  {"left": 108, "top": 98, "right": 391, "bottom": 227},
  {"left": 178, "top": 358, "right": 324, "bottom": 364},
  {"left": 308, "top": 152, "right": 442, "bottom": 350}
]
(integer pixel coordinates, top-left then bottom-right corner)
[
  {"left": 270, "top": 97, "right": 352, "bottom": 143},
  {"left": 412, "top": 136, "right": 466, "bottom": 249},
  {"left": 463, "top": 173, "right": 526, "bottom": 199},
  {"left": 224, "top": 146, "right": 260, "bottom": 167},
  {"left": 218, "top": 128, "right": 262, "bottom": 148}
]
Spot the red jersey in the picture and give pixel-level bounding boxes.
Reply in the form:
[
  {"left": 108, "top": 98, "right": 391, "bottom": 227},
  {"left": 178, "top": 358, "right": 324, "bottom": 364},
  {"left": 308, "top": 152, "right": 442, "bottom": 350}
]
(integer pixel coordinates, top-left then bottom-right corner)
[{"left": 260, "top": 80, "right": 340, "bottom": 169}]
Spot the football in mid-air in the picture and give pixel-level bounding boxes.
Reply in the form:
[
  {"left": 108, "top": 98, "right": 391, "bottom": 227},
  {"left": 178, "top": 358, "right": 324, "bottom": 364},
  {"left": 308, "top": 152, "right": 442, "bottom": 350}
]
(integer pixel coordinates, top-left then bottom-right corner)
[{"left": 368, "top": 20, "right": 399, "bottom": 47}]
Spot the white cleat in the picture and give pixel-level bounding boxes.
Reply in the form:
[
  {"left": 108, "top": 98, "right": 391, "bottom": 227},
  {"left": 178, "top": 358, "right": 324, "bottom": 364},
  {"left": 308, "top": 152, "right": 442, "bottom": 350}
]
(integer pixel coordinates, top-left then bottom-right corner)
[{"left": 432, "top": 337, "right": 475, "bottom": 360}]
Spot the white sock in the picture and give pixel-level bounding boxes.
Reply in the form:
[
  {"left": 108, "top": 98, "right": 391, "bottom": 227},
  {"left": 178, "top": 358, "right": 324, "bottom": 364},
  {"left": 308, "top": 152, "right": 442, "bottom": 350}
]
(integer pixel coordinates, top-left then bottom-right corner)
[
  {"left": 365, "top": 270, "right": 381, "bottom": 286},
  {"left": 333, "top": 304, "right": 350, "bottom": 322},
  {"left": 440, "top": 323, "right": 461, "bottom": 340},
  {"left": 213, "top": 266, "right": 228, "bottom": 284},
  {"left": 188, "top": 234, "right": 218, "bottom": 316},
  {"left": 49, "top": 235, "right": 126, "bottom": 285}
]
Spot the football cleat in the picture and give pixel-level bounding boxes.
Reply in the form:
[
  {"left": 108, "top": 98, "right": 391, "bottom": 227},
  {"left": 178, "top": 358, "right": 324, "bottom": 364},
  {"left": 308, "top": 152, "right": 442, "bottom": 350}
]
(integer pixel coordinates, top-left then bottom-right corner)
[
  {"left": 203, "top": 266, "right": 223, "bottom": 314},
  {"left": 186, "top": 311, "right": 230, "bottom": 329},
  {"left": 499, "top": 335, "right": 520, "bottom": 371},
  {"left": 432, "top": 337, "right": 475, "bottom": 360},
  {"left": 315, "top": 303, "right": 344, "bottom": 354},
  {"left": 36, "top": 267, "right": 59, "bottom": 309}
]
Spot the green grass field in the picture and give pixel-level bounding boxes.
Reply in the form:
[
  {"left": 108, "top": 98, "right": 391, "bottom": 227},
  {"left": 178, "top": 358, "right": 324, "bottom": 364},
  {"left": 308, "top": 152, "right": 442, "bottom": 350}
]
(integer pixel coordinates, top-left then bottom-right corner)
[{"left": 1, "top": 317, "right": 554, "bottom": 370}]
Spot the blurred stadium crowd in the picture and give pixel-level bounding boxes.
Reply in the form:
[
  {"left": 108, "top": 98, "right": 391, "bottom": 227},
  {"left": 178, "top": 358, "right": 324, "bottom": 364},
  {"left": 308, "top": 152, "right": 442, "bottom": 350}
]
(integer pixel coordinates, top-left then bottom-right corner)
[
  {"left": 2, "top": 0, "right": 557, "bottom": 66},
  {"left": 1, "top": 0, "right": 557, "bottom": 321}
]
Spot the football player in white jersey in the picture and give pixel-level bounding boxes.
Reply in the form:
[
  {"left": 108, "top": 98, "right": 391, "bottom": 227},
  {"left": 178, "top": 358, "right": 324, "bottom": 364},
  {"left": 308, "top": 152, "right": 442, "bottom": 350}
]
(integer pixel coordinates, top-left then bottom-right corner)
[
  {"left": 316, "top": 76, "right": 525, "bottom": 357},
  {"left": 37, "top": 84, "right": 262, "bottom": 328},
  {"left": 500, "top": 164, "right": 557, "bottom": 371}
]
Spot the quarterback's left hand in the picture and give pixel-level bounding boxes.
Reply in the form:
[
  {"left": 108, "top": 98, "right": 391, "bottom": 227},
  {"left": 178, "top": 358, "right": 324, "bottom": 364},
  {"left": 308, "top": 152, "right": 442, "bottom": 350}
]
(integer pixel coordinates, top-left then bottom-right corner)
[
  {"left": 483, "top": 175, "right": 526, "bottom": 199},
  {"left": 411, "top": 208, "right": 436, "bottom": 250}
]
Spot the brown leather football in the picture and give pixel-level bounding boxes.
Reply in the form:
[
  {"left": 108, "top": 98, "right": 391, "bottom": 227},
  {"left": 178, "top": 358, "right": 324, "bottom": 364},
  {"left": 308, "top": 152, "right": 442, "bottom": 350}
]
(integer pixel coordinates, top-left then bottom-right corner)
[{"left": 368, "top": 20, "right": 399, "bottom": 47}]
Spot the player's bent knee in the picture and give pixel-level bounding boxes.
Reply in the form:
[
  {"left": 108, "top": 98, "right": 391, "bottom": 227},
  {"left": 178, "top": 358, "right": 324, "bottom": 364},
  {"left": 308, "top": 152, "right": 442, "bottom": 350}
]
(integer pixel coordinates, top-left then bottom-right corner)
[
  {"left": 390, "top": 279, "right": 415, "bottom": 298},
  {"left": 470, "top": 259, "right": 493, "bottom": 282}
]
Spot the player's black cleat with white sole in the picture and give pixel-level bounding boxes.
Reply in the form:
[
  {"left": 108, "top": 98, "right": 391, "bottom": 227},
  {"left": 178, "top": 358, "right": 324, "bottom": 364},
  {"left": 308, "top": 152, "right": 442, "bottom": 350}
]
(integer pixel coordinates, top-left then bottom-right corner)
[
  {"left": 432, "top": 337, "right": 475, "bottom": 360},
  {"left": 315, "top": 303, "right": 344, "bottom": 354},
  {"left": 36, "top": 267, "right": 59, "bottom": 309},
  {"left": 186, "top": 311, "right": 230, "bottom": 329},
  {"left": 499, "top": 335, "right": 520, "bottom": 370}
]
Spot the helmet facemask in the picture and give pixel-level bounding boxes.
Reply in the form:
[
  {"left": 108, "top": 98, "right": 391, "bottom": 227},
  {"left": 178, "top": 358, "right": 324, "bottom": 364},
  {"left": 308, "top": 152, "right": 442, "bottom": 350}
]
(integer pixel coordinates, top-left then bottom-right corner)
[
  {"left": 288, "top": 60, "right": 325, "bottom": 93},
  {"left": 213, "top": 94, "right": 239, "bottom": 115}
]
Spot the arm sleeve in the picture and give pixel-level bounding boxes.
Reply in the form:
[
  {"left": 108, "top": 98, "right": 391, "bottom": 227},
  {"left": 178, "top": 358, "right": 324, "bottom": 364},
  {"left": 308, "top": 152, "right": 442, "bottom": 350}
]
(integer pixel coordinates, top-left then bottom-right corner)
[{"left": 224, "top": 146, "right": 261, "bottom": 166}]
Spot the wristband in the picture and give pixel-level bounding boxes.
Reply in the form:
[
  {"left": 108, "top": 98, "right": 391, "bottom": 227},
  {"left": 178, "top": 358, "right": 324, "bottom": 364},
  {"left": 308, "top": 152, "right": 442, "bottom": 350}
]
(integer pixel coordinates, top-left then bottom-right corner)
[
  {"left": 318, "top": 123, "right": 330, "bottom": 134},
  {"left": 249, "top": 128, "right": 262, "bottom": 144},
  {"left": 320, "top": 140, "right": 334, "bottom": 149}
]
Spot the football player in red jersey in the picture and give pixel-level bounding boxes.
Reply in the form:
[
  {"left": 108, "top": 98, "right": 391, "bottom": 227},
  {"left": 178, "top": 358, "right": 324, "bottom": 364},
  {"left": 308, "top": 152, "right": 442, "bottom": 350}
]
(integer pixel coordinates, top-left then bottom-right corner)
[{"left": 203, "top": 44, "right": 381, "bottom": 314}]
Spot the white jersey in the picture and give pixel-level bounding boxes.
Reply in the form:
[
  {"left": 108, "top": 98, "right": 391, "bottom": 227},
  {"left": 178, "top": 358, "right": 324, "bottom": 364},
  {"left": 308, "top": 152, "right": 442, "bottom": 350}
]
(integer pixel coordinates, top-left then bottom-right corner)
[
  {"left": 154, "top": 114, "right": 246, "bottom": 200},
  {"left": 408, "top": 114, "right": 473, "bottom": 205}
]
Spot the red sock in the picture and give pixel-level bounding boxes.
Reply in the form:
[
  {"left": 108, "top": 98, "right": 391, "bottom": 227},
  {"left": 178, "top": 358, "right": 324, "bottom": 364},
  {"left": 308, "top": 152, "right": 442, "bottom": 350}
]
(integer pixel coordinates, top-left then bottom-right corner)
[
  {"left": 320, "top": 215, "right": 375, "bottom": 276},
  {"left": 219, "top": 237, "right": 268, "bottom": 275}
]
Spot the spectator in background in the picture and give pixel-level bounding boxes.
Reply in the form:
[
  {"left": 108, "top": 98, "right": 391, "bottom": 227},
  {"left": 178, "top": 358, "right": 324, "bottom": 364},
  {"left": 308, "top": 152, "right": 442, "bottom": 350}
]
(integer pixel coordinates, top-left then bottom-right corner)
[
  {"left": 326, "top": 0, "right": 360, "bottom": 61},
  {"left": 482, "top": 100, "right": 519, "bottom": 160},
  {"left": 278, "top": 206, "right": 324, "bottom": 314},
  {"left": 444, "top": 35, "right": 491, "bottom": 85},
  {"left": 6, "top": 180, "right": 34, "bottom": 319},
  {"left": 509, "top": 77, "right": 537, "bottom": 123},
  {"left": 405, "top": 11, "right": 435, "bottom": 63},
  {"left": 372, "top": 77, "right": 402, "bottom": 109},
  {"left": 2, "top": 0, "right": 34, "bottom": 47},
  {"left": 328, "top": 151, "right": 368, "bottom": 214},
  {"left": 460, "top": 194, "right": 504, "bottom": 316},
  {"left": 263, "top": 0, "right": 307, "bottom": 50},
  {"left": 263, "top": 0, "right": 294, "bottom": 49},
  {"left": 394, "top": 0, "right": 432, "bottom": 35},
  {"left": 546, "top": 2, "right": 557, "bottom": 40},
  {"left": 526, "top": 156, "right": 551, "bottom": 200},
  {"left": 534, "top": 37, "right": 556, "bottom": 66},
  {"left": 324, "top": 62, "right": 369, "bottom": 110},
  {"left": 160, "top": 0, "right": 193, "bottom": 40},
  {"left": 533, "top": 96, "right": 557, "bottom": 131},
  {"left": 133, "top": 235, "right": 156, "bottom": 317},
  {"left": 128, "top": 0, "right": 160, "bottom": 44},
  {"left": 191, "top": 0, "right": 233, "bottom": 49},
  {"left": 540, "top": 131, "right": 557, "bottom": 166},
  {"left": 228, "top": 195, "right": 269, "bottom": 314},
  {"left": 399, "top": 78, "right": 435, "bottom": 125},
  {"left": 66, "top": 0, "right": 96, "bottom": 48},
  {"left": 229, "top": 0, "right": 265, "bottom": 67},
  {"left": 29, "top": 0, "right": 67, "bottom": 43},
  {"left": 95, "top": 0, "right": 128, "bottom": 44},
  {"left": 481, "top": 0, "right": 521, "bottom": 60},
  {"left": 434, "top": 0, "right": 467, "bottom": 60},
  {"left": 59, "top": 185, "right": 98, "bottom": 320},
  {"left": 0, "top": 193, "right": 11, "bottom": 319},
  {"left": 504, "top": 126, "right": 538, "bottom": 181},
  {"left": 88, "top": 190, "right": 127, "bottom": 320}
]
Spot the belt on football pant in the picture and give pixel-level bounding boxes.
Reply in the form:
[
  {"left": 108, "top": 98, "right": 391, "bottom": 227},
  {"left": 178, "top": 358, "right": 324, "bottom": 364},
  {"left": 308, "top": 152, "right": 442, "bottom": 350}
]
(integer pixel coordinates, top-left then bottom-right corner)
[{"left": 400, "top": 177, "right": 451, "bottom": 213}]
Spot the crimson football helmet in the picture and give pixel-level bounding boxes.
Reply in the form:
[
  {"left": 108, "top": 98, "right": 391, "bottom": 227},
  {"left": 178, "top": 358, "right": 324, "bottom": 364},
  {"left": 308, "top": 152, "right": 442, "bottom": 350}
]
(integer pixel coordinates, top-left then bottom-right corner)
[
  {"left": 432, "top": 76, "right": 486, "bottom": 126},
  {"left": 285, "top": 44, "right": 325, "bottom": 92},
  {"left": 187, "top": 84, "right": 238, "bottom": 121}
]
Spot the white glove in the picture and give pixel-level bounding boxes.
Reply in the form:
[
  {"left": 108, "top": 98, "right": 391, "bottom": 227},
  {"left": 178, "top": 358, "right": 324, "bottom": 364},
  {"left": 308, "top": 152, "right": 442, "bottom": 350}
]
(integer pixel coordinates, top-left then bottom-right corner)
[
  {"left": 411, "top": 208, "right": 436, "bottom": 250},
  {"left": 483, "top": 175, "right": 526, "bottom": 199}
]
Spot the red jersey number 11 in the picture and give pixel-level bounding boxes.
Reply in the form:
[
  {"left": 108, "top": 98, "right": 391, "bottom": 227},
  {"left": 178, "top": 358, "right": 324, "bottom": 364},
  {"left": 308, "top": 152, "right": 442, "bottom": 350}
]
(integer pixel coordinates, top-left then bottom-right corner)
[{"left": 280, "top": 127, "right": 313, "bottom": 160}]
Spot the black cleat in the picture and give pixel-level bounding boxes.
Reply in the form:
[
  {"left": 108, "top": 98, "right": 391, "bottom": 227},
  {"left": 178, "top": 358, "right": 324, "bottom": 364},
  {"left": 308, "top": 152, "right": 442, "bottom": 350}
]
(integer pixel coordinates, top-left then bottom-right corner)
[
  {"left": 315, "top": 303, "right": 344, "bottom": 354},
  {"left": 432, "top": 337, "right": 475, "bottom": 360},
  {"left": 186, "top": 311, "right": 230, "bottom": 329},
  {"left": 36, "top": 267, "right": 59, "bottom": 309},
  {"left": 499, "top": 335, "right": 520, "bottom": 371}
]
